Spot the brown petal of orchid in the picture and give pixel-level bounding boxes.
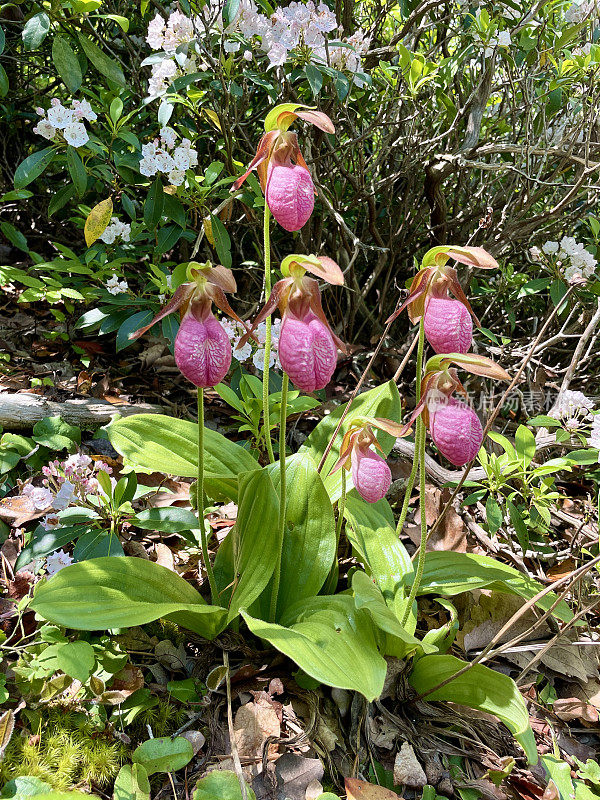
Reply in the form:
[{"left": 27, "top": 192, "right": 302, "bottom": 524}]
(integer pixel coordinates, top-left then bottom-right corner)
[
  {"left": 442, "top": 266, "right": 480, "bottom": 326},
  {"left": 231, "top": 130, "right": 279, "bottom": 192},
  {"left": 236, "top": 279, "right": 293, "bottom": 349},
  {"left": 205, "top": 283, "right": 254, "bottom": 336},
  {"left": 386, "top": 268, "right": 432, "bottom": 325},
  {"left": 129, "top": 283, "right": 195, "bottom": 340}
]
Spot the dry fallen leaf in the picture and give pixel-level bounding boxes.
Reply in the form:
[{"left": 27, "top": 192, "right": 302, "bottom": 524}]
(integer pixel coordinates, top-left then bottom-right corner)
[
  {"left": 553, "top": 697, "right": 598, "bottom": 724},
  {"left": 154, "top": 542, "right": 175, "bottom": 571},
  {"left": 274, "top": 755, "right": 324, "bottom": 800},
  {"left": 234, "top": 695, "right": 281, "bottom": 760},
  {"left": 406, "top": 485, "right": 466, "bottom": 552},
  {"left": 345, "top": 777, "right": 402, "bottom": 799}
]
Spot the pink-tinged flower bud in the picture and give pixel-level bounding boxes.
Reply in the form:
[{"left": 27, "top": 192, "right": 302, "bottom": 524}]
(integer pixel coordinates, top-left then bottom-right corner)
[
  {"left": 278, "top": 310, "right": 337, "bottom": 392},
  {"left": 265, "top": 162, "right": 315, "bottom": 232},
  {"left": 429, "top": 396, "right": 483, "bottom": 466},
  {"left": 423, "top": 297, "right": 473, "bottom": 354},
  {"left": 351, "top": 446, "right": 392, "bottom": 504},
  {"left": 174, "top": 311, "right": 232, "bottom": 388}
]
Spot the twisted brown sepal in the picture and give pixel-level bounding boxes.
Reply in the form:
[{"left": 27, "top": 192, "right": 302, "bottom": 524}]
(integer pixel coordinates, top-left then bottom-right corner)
[
  {"left": 329, "top": 416, "right": 399, "bottom": 475},
  {"left": 129, "top": 283, "right": 194, "bottom": 340},
  {"left": 231, "top": 130, "right": 279, "bottom": 192}
]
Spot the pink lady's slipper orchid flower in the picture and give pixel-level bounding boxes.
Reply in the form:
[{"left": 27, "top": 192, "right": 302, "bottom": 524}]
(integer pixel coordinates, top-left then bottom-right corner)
[
  {"left": 130, "top": 262, "right": 252, "bottom": 389},
  {"left": 330, "top": 418, "right": 405, "bottom": 503},
  {"left": 240, "top": 254, "right": 346, "bottom": 392},
  {"left": 231, "top": 103, "right": 335, "bottom": 232},
  {"left": 396, "top": 353, "right": 510, "bottom": 467},
  {"left": 387, "top": 245, "right": 498, "bottom": 354}
]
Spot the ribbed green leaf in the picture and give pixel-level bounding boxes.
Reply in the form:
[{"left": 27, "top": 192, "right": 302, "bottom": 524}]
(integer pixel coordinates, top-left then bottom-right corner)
[
  {"left": 243, "top": 595, "right": 386, "bottom": 701},
  {"left": 108, "top": 414, "right": 257, "bottom": 500},
  {"left": 31, "top": 557, "right": 227, "bottom": 639},
  {"left": 409, "top": 654, "right": 537, "bottom": 764},
  {"left": 227, "top": 468, "right": 279, "bottom": 623}
]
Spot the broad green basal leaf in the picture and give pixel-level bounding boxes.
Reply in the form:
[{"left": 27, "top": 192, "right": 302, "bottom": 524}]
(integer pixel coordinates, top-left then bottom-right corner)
[
  {"left": 266, "top": 453, "right": 336, "bottom": 618},
  {"left": 31, "top": 557, "right": 227, "bottom": 639},
  {"left": 243, "top": 595, "right": 386, "bottom": 701},
  {"left": 108, "top": 414, "right": 257, "bottom": 500},
  {"left": 351, "top": 571, "right": 433, "bottom": 658},
  {"left": 409, "top": 654, "right": 537, "bottom": 764},
  {"left": 419, "top": 552, "right": 572, "bottom": 622},
  {"left": 300, "top": 381, "right": 401, "bottom": 502},
  {"left": 344, "top": 494, "right": 412, "bottom": 604},
  {"left": 194, "top": 771, "right": 256, "bottom": 800},
  {"left": 226, "top": 468, "right": 279, "bottom": 623}
]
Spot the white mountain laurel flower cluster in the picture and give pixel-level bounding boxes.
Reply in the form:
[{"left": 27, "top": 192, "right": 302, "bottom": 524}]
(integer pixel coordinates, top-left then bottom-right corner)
[
  {"left": 144, "top": 0, "right": 370, "bottom": 101},
  {"left": 138, "top": 127, "right": 198, "bottom": 185},
  {"left": 100, "top": 217, "right": 131, "bottom": 245},
  {"left": 542, "top": 237, "right": 597, "bottom": 282},
  {"left": 33, "top": 98, "right": 96, "bottom": 148}
]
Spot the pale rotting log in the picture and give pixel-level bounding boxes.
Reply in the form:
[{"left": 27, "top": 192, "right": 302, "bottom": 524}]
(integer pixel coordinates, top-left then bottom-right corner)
[{"left": 0, "top": 392, "right": 163, "bottom": 431}]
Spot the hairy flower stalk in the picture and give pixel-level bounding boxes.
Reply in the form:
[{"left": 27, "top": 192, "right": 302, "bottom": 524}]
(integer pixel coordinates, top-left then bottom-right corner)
[
  {"left": 130, "top": 262, "right": 251, "bottom": 602},
  {"left": 232, "top": 103, "right": 334, "bottom": 232},
  {"left": 262, "top": 204, "right": 276, "bottom": 463},
  {"left": 240, "top": 254, "right": 347, "bottom": 393}
]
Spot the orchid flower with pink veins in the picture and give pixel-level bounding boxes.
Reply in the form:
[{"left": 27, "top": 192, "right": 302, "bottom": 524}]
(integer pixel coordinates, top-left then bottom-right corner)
[
  {"left": 231, "top": 103, "right": 335, "bottom": 232},
  {"left": 130, "top": 262, "right": 253, "bottom": 389},
  {"left": 330, "top": 417, "right": 405, "bottom": 503},
  {"left": 387, "top": 245, "right": 498, "bottom": 354},
  {"left": 395, "top": 353, "right": 511, "bottom": 466},
  {"left": 240, "top": 254, "right": 346, "bottom": 392}
]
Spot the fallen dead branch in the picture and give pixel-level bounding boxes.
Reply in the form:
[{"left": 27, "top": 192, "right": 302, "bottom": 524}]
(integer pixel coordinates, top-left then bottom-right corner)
[{"left": 0, "top": 392, "right": 164, "bottom": 431}]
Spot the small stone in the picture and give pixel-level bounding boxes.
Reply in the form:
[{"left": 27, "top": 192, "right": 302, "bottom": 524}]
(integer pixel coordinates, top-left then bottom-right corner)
[
  {"left": 181, "top": 729, "right": 206, "bottom": 754},
  {"left": 393, "top": 742, "right": 427, "bottom": 788},
  {"left": 305, "top": 779, "right": 324, "bottom": 799}
]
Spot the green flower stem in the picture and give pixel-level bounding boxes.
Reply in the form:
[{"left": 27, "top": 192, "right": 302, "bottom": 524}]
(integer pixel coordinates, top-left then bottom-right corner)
[
  {"left": 335, "top": 468, "right": 347, "bottom": 541},
  {"left": 262, "top": 203, "right": 275, "bottom": 464},
  {"left": 399, "top": 317, "right": 427, "bottom": 627},
  {"left": 197, "top": 388, "right": 218, "bottom": 604},
  {"left": 395, "top": 318, "right": 425, "bottom": 538},
  {"left": 395, "top": 421, "right": 421, "bottom": 537},
  {"left": 269, "top": 372, "right": 289, "bottom": 622},
  {"left": 400, "top": 416, "right": 427, "bottom": 626}
]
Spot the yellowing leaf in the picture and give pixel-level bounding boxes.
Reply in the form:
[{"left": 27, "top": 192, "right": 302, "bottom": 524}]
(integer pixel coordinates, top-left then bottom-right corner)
[
  {"left": 0, "top": 709, "right": 15, "bottom": 757},
  {"left": 203, "top": 216, "right": 214, "bottom": 246},
  {"left": 202, "top": 108, "right": 221, "bottom": 131},
  {"left": 84, "top": 197, "right": 113, "bottom": 246}
]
